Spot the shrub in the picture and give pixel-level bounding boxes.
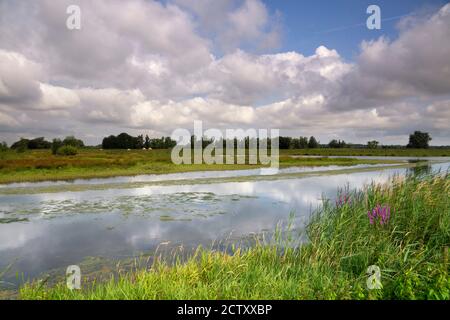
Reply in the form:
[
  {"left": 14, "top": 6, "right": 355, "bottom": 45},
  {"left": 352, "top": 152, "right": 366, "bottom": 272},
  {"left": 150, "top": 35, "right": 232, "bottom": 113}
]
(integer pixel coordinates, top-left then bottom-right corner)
[
  {"left": 16, "top": 145, "right": 27, "bottom": 153},
  {"left": 0, "top": 141, "right": 8, "bottom": 152},
  {"left": 51, "top": 138, "right": 63, "bottom": 155},
  {"left": 56, "top": 145, "right": 78, "bottom": 156},
  {"left": 11, "top": 138, "right": 29, "bottom": 150},
  {"left": 62, "top": 136, "right": 84, "bottom": 148}
]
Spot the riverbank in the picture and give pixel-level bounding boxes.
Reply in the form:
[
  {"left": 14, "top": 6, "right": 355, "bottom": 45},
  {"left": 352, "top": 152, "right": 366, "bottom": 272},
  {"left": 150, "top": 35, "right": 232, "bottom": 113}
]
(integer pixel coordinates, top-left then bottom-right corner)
[
  {"left": 0, "top": 148, "right": 413, "bottom": 184},
  {"left": 19, "top": 172, "right": 449, "bottom": 300},
  {"left": 282, "top": 148, "right": 450, "bottom": 157}
]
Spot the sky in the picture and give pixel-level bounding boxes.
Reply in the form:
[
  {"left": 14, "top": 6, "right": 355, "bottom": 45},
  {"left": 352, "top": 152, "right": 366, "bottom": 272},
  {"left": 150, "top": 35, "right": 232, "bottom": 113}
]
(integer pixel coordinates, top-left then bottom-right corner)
[{"left": 0, "top": 0, "right": 449, "bottom": 145}]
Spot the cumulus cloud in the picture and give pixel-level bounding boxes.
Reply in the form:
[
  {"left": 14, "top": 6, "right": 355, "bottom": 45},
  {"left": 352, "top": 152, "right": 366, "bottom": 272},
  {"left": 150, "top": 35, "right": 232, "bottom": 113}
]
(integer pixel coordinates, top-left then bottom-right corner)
[
  {"left": 358, "top": 4, "right": 450, "bottom": 95},
  {"left": 0, "top": 50, "right": 43, "bottom": 106},
  {"left": 174, "top": 0, "right": 282, "bottom": 53},
  {"left": 0, "top": 1, "right": 449, "bottom": 145}
]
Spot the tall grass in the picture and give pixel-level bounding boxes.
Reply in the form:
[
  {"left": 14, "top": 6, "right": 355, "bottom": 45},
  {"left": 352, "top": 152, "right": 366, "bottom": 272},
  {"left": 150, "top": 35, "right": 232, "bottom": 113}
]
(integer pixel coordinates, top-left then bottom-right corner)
[{"left": 19, "top": 173, "right": 449, "bottom": 299}]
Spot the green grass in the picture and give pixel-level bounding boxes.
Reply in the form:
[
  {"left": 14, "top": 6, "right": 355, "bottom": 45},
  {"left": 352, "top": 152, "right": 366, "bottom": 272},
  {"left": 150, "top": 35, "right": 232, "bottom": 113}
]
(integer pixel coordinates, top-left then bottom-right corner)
[
  {"left": 0, "top": 148, "right": 408, "bottom": 184},
  {"left": 283, "top": 148, "right": 450, "bottom": 157},
  {"left": 19, "top": 172, "right": 449, "bottom": 300}
]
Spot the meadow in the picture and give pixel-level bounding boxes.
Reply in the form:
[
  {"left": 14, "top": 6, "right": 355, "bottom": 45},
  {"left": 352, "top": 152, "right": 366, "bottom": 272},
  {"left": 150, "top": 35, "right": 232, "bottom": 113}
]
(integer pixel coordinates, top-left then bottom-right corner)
[
  {"left": 1, "top": 147, "right": 446, "bottom": 184},
  {"left": 19, "top": 172, "right": 449, "bottom": 300}
]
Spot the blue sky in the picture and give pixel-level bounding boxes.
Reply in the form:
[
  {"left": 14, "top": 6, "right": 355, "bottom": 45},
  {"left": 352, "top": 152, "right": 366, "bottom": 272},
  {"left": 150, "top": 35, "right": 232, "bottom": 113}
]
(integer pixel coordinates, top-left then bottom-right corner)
[{"left": 264, "top": 0, "right": 447, "bottom": 60}]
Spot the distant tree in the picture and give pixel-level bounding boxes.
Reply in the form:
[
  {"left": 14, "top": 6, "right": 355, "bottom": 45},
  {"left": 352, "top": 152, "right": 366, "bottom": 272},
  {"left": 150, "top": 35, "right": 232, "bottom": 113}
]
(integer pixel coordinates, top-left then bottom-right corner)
[
  {"left": 0, "top": 141, "right": 8, "bottom": 152},
  {"left": 11, "top": 138, "right": 30, "bottom": 150},
  {"left": 56, "top": 145, "right": 78, "bottom": 156},
  {"left": 328, "top": 139, "right": 338, "bottom": 148},
  {"left": 164, "top": 136, "right": 176, "bottom": 148},
  {"left": 299, "top": 137, "right": 309, "bottom": 148},
  {"left": 291, "top": 137, "right": 307, "bottom": 149},
  {"left": 136, "top": 134, "right": 144, "bottom": 149},
  {"left": 367, "top": 140, "right": 379, "bottom": 149},
  {"left": 27, "top": 137, "right": 51, "bottom": 149},
  {"left": 407, "top": 131, "right": 431, "bottom": 149},
  {"left": 102, "top": 133, "right": 176, "bottom": 149},
  {"left": 328, "top": 139, "right": 346, "bottom": 148},
  {"left": 102, "top": 135, "right": 117, "bottom": 149},
  {"left": 278, "top": 136, "right": 292, "bottom": 149},
  {"left": 62, "top": 136, "right": 84, "bottom": 148},
  {"left": 308, "top": 136, "right": 319, "bottom": 148},
  {"left": 51, "top": 138, "right": 63, "bottom": 155},
  {"left": 116, "top": 133, "right": 136, "bottom": 149}
]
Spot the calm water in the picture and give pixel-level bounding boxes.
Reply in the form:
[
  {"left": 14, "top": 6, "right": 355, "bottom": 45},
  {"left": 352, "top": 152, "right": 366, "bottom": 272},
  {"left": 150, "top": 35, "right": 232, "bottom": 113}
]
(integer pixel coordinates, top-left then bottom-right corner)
[{"left": 0, "top": 161, "right": 448, "bottom": 288}]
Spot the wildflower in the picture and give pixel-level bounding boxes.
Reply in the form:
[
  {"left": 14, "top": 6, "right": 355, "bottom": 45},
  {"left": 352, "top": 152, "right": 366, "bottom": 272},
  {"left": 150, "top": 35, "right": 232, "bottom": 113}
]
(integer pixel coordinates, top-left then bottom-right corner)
[
  {"left": 336, "top": 192, "right": 352, "bottom": 207},
  {"left": 367, "top": 204, "right": 391, "bottom": 226}
]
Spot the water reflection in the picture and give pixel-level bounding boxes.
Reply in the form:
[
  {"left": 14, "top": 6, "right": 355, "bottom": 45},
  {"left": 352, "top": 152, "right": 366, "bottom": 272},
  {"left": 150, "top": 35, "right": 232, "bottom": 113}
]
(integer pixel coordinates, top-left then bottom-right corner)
[
  {"left": 0, "top": 162, "right": 448, "bottom": 287},
  {"left": 0, "top": 163, "right": 396, "bottom": 190},
  {"left": 407, "top": 163, "right": 432, "bottom": 176}
]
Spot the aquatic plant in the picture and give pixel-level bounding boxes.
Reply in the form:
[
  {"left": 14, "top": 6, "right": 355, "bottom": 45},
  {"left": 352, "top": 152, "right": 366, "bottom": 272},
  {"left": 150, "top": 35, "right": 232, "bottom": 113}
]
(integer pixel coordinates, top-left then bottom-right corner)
[
  {"left": 336, "top": 192, "right": 352, "bottom": 207},
  {"left": 367, "top": 204, "right": 391, "bottom": 225}
]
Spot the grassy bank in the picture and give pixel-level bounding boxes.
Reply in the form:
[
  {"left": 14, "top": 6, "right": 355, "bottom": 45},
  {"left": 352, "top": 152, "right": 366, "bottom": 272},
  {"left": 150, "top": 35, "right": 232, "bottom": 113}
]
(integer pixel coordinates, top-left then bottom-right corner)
[
  {"left": 283, "top": 148, "right": 450, "bottom": 157},
  {"left": 0, "top": 149, "right": 407, "bottom": 184},
  {"left": 19, "top": 172, "right": 449, "bottom": 300}
]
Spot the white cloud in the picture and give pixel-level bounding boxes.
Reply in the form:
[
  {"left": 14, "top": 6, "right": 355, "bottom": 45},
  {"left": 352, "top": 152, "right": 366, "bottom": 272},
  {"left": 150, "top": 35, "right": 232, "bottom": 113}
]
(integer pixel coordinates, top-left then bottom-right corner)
[
  {"left": 39, "top": 83, "right": 80, "bottom": 110},
  {"left": 174, "top": 0, "right": 281, "bottom": 52},
  {"left": 0, "top": 1, "right": 449, "bottom": 145},
  {"left": 357, "top": 3, "right": 450, "bottom": 96}
]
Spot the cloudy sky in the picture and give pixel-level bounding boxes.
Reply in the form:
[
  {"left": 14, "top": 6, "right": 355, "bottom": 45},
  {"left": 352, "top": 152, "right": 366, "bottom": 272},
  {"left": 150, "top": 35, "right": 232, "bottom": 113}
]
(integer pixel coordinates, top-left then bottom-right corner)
[{"left": 0, "top": 0, "right": 449, "bottom": 145}]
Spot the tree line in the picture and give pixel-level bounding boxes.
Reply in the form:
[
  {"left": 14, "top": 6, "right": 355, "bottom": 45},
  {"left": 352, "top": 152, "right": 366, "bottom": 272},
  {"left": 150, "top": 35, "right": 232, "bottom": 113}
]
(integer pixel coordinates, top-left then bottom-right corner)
[
  {"left": 1, "top": 130, "right": 435, "bottom": 152},
  {"left": 102, "top": 133, "right": 177, "bottom": 149}
]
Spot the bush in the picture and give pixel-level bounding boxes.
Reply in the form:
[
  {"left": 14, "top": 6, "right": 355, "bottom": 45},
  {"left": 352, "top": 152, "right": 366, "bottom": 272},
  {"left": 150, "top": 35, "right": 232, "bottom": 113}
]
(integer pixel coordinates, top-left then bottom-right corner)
[
  {"left": 51, "top": 138, "right": 63, "bottom": 155},
  {"left": 0, "top": 141, "right": 8, "bottom": 152},
  {"left": 62, "top": 136, "right": 84, "bottom": 148},
  {"left": 16, "top": 145, "right": 27, "bottom": 153},
  {"left": 56, "top": 145, "right": 78, "bottom": 156}
]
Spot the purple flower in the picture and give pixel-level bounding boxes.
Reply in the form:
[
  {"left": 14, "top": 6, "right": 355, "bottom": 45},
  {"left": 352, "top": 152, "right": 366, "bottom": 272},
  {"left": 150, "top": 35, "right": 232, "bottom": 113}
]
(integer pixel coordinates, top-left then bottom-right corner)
[
  {"left": 336, "top": 192, "right": 352, "bottom": 208},
  {"left": 367, "top": 204, "right": 391, "bottom": 226}
]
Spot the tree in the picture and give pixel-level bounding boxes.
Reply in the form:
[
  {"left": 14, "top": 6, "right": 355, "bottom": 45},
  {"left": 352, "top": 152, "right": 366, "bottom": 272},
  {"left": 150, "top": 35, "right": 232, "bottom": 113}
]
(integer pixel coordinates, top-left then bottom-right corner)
[
  {"left": 308, "top": 136, "right": 319, "bottom": 148},
  {"left": 11, "top": 138, "right": 30, "bottom": 150},
  {"left": 407, "top": 131, "right": 431, "bottom": 149},
  {"left": 51, "top": 138, "right": 63, "bottom": 155},
  {"left": 102, "top": 133, "right": 176, "bottom": 149},
  {"left": 27, "top": 137, "right": 51, "bottom": 149},
  {"left": 278, "top": 136, "right": 292, "bottom": 149},
  {"left": 63, "top": 136, "right": 84, "bottom": 148},
  {"left": 291, "top": 137, "right": 308, "bottom": 149},
  {"left": 299, "top": 137, "right": 308, "bottom": 148},
  {"left": 0, "top": 141, "right": 8, "bottom": 152},
  {"left": 11, "top": 137, "right": 51, "bottom": 150},
  {"left": 164, "top": 136, "right": 176, "bottom": 148},
  {"left": 328, "top": 139, "right": 346, "bottom": 148},
  {"left": 367, "top": 140, "right": 379, "bottom": 149},
  {"left": 136, "top": 134, "right": 144, "bottom": 149}
]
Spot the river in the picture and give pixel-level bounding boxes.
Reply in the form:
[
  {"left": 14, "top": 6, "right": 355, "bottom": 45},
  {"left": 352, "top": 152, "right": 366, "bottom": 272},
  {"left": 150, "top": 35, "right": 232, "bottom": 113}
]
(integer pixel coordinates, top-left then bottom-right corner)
[{"left": 0, "top": 158, "right": 448, "bottom": 289}]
